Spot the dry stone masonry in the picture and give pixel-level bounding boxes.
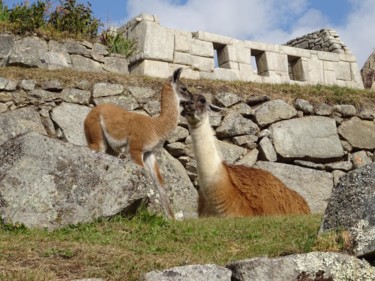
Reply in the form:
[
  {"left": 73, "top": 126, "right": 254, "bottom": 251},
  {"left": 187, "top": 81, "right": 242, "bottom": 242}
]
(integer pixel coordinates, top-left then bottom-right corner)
[
  {"left": 0, "top": 74, "right": 374, "bottom": 280},
  {"left": 119, "top": 14, "right": 364, "bottom": 89}
]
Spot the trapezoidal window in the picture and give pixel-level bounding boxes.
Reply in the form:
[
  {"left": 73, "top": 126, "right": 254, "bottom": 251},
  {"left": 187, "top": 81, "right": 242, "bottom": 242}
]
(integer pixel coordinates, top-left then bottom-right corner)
[
  {"left": 251, "top": 49, "right": 267, "bottom": 76},
  {"left": 288, "top": 55, "right": 305, "bottom": 81},
  {"left": 213, "top": 43, "right": 225, "bottom": 68}
]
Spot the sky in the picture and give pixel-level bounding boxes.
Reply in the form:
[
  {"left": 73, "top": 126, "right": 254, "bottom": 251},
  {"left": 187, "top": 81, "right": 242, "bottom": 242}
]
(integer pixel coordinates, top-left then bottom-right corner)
[{"left": 4, "top": 0, "right": 375, "bottom": 68}]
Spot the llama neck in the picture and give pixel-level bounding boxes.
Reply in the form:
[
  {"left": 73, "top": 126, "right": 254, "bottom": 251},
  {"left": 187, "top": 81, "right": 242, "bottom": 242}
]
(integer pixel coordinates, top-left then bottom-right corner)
[
  {"left": 153, "top": 83, "right": 180, "bottom": 139},
  {"left": 189, "top": 117, "right": 223, "bottom": 187}
]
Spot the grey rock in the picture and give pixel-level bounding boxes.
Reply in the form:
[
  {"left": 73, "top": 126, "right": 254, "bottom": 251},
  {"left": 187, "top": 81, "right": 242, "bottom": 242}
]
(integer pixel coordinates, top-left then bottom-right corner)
[
  {"left": 324, "top": 160, "right": 353, "bottom": 172},
  {"left": 255, "top": 161, "right": 333, "bottom": 213},
  {"left": 51, "top": 103, "right": 91, "bottom": 146},
  {"left": 208, "top": 110, "right": 222, "bottom": 128},
  {"left": 93, "top": 43, "right": 109, "bottom": 56},
  {"left": 246, "top": 95, "right": 270, "bottom": 106},
  {"left": 321, "top": 163, "right": 375, "bottom": 258},
  {"left": 0, "top": 34, "right": 15, "bottom": 64},
  {"left": 28, "top": 89, "right": 58, "bottom": 103},
  {"left": 94, "top": 95, "right": 139, "bottom": 111},
  {"left": 214, "top": 92, "right": 241, "bottom": 107},
  {"left": 71, "top": 55, "right": 103, "bottom": 73},
  {"left": 259, "top": 137, "right": 277, "bottom": 161},
  {"left": 338, "top": 117, "right": 375, "bottom": 149},
  {"left": 0, "top": 77, "right": 16, "bottom": 90},
  {"left": 0, "top": 132, "right": 153, "bottom": 230},
  {"left": 142, "top": 264, "right": 232, "bottom": 281},
  {"left": 332, "top": 170, "right": 346, "bottom": 186},
  {"left": 294, "top": 160, "right": 325, "bottom": 170},
  {"left": 232, "top": 134, "right": 258, "bottom": 149},
  {"left": 60, "top": 88, "right": 91, "bottom": 105},
  {"left": 0, "top": 103, "right": 7, "bottom": 113},
  {"left": 63, "top": 42, "right": 90, "bottom": 56},
  {"left": 352, "top": 151, "right": 373, "bottom": 169},
  {"left": 76, "top": 80, "right": 91, "bottom": 91},
  {"left": 92, "top": 82, "right": 124, "bottom": 98},
  {"left": 227, "top": 252, "right": 375, "bottom": 281},
  {"left": 167, "top": 126, "right": 189, "bottom": 143},
  {"left": 8, "top": 37, "right": 48, "bottom": 68},
  {"left": 294, "top": 98, "right": 313, "bottom": 114},
  {"left": 229, "top": 102, "right": 253, "bottom": 116},
  {"left": 128, "top": 86, "right": 156, "bottom": 104},
  {"left": 216, "top": 113, "right": 259, "bottom": 139},
  {"left": 102, "top": 56, "right": 129, "bottom": 75},
  {"left": 314, "top": 103, "right": 333, "bottom": 116},
  {"left": 0, "top": 106, "right": 46, "bottom": 146},
  {"left": 154, "top": 148, "right": 198, "bottom": 219},
  {"left": 144, "top": 100, "right": 161, "bottom": 116},
  {"left": 270, "top": 116, "right": 344, "bottom": 161},
  {"left": 166, "top": 142, "right": 187, "bottom": 158},
  {"left": 43, "top": 51, "right": 70, "bottom": 70},
  {"left": 334, "top": 104, "right": 357, "bottom": 117},
  {"left": 358, "top": 107, "right": 375, "bottom": 120},
  {"left": 219, "top": 141, "right": 246, "bottom": 164},
  {"left": 236, "top": 149, "right": 259, "bottom": 167},
  {"left": 20, "top": 79, "right": 36, "bottom": 91},
  {"left": 254, "top": 99, "right": 297, "bottom": 127},
  {"left": 41, "top": 80, "right": 63, "bottom": 92}
]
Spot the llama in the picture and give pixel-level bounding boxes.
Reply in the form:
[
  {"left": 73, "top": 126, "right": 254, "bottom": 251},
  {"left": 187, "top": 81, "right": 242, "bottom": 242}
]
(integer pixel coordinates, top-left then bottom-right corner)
[
  {"left": 181, "top": 94, "right": 310, "bottom": 217},
  {"left": 84, "top": 68, "right": 192, "bottom": 219}
]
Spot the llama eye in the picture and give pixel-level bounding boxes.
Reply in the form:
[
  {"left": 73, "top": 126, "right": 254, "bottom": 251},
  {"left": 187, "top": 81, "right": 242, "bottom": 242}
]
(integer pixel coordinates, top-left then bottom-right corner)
[{"left": 199, "top": 97, "right": 206, "bottom": 104}]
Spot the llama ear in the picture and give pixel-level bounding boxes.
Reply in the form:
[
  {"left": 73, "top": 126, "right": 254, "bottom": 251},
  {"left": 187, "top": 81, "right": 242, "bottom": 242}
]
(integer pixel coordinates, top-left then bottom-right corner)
[
  {"left": 209, "top": 103, "right": 222, "bottom": 112},
  {"left": 172, "top": 67, "right": 183, "bottom": 83}
]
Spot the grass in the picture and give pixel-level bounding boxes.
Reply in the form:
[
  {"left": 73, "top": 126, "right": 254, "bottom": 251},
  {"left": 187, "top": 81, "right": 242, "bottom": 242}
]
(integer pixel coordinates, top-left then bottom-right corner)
[
  {"left": 0, "top": 211, "right": 349, "bottom": 281},
  {"left": 0, "top": 67, "right": 374, "bottom": 110}
]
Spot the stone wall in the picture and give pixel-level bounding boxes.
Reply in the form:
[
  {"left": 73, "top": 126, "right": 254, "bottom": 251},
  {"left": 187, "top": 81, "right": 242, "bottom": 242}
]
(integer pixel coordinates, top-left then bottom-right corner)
[
  {"left": 118, "top": 14, "right": 364, "bottom": 89},
  {"left": 0, "top": 33, "right": 128, "bottom": 75},
  {"left": 0, "top": 74, "right": 374, "bottom": 216},
  {"left": 284, "top": 28, "right": 351, "bottom": 55}
]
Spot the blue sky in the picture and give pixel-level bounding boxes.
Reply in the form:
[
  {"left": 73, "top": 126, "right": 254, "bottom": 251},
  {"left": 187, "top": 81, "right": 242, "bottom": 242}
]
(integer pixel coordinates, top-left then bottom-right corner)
[{"left": 4, "top": 0, "right": 375, "bottom": 68}]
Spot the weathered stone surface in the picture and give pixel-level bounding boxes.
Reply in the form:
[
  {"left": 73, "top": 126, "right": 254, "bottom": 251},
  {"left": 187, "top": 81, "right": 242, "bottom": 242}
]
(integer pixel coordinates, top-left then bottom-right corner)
[
  {"left": 324, "top": 160, "right": 353, "bottom": 172},
  {"left": 0, "top": 132, "right": 153, "bottom": 230},
  {"left": 258, "top": 137, "right": 277, "bottom": 161},
  {"left": 0, "top": 106, "right": 46, "bottom": 146},
  {"left": 0, "top": 34, "right": 15, "bottom": 64},
  {"left": 233, "top": 134, "right": 258, "bottom": 149},
  {"left": 334, "top": 104, "right": 357, "bottom": 117},
  {"left": 338, "top": 117, "right": 375, "bottom": 149},
  {"left": 321, "top": 163, "right": 375, "bottom": 258},
  {"left": 314, "top": 102, "right": 333, "bottom": 116},
  {"left": 254, "top": 99, "right": 297, "bottom": 127},
  {"left": 29, "top": 89, "right": 59, "bottom": 103},
  {"left": 352, "top": 151, "right": 373, "bottom": 169},
  {"left": 219, "top": 141, "right": 246, "bottom": 164},
  {"left": 94, "top": 95, "right": 139, "bottom": 111},
  {"left": 270, "top": 116, "right": 344, "bottom": 161},
  {"left": 236, "top": 149, "right": 259, "bottom": 167},
  {"left": 255, "top": 161, "right": 333, "bottom": 213},
  {"left": 71, "top": 55, "right": 103, "bottom": 73},
  {"left": 153, "top": 148, "right": 198, "bottom": 219},
  {"left": 60, "top": 88, "right": 91, "bottom": 105},
  {"left": 8, "top": 37, "right": 48, "bottom": 68},
  {"left": 361, "top": 49, "right": 375, "bottom": 89},
  {"left": 102, "top": 56, "right": 129, "bottom": 74},
  {"left": 43, "top": 51, "right": 70, "bottom": 70},
  {"left": 214, "top": 92, "right": 241, "bottom": 107},
  {"left": 142, "top": 264, "right": 232, "bottom": 281},
  {"left": 128, "top": 86, "right": 156, "bottom": 103},
  {"left": 227, "top": 252, "right": 375, "bottom": 281},
  {"left": 294, "top": 98, "right": 313, "bottom": 114},
  {"left": 93, "top": 82, "right": 124, "bottom": 98},
  {"left": 216, "top": 113, "right": 259, "bottom": 138},
  {"left": 51, "top": 103, "right": 91, "bottom": 146},
  {"left": 19, "top": 79, "right": 36, "bottom": 91},
  {"left": 246, "top": 95, "right": 270, "bottom": 106},
  {"left": 167, "top": 126, "right": 189, "bottom": 143},
  {"left": 41, "top": 80, "right": 63, "bottom": 92}
]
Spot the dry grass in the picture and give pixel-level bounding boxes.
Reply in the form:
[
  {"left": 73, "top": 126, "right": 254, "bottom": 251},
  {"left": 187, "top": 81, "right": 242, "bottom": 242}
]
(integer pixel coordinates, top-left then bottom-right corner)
[{"left": 0, "top": 67, "right": 374, "bottom": 110}]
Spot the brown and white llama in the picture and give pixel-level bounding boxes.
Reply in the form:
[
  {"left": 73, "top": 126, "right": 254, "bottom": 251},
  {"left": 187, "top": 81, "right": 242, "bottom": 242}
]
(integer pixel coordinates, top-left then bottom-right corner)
[
  {"left": 84, "top": 68, "right": 192, "bottom": 219},
  {"left": 181, "top": 94, "right": 310, "bottom": 217}
]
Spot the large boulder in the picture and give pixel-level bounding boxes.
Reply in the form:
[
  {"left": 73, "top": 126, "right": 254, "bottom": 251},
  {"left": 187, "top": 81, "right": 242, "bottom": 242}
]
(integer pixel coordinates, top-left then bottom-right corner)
[
  {"left": 320, "top": 163, "right": 375, "bottom": 258},
  {"left": 255, "top": 161, "right": 333, "bottom": 213},
  {"left": 270, "top": 116, "right": 344, "bottom": 161},
  {"left": 361, "top": 50, "right": 375, "bottom": 89},
  {"left": 227, "top": 252, "right": 375, "bottom": 281},
  {"left": 254, "top": 99, "right": 297, "bottom": 127},
  {"left": 0, "top": 132, "right": 155, "bottom": 230},
  {"left": 8, "top": 36, "right": 48, "bottom": 68}
]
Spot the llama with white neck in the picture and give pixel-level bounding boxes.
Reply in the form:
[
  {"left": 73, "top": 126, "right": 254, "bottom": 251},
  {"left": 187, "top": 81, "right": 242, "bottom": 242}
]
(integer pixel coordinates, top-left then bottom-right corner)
[
  {"left": 84, "top": 68, "right": 192, "bottom": 219},
  {"left": 181, "top": 94, "right": 310, "bottom": 217}
]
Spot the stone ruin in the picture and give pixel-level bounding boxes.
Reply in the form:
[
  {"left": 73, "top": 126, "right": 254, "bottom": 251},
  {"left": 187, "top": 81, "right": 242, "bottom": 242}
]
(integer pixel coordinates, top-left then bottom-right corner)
[{"left": 119, "top": 14, "right": 364, "bottom": 89}]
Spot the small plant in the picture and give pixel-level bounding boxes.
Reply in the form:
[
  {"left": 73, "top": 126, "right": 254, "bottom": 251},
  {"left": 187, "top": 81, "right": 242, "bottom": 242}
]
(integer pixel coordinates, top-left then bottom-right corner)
[
  {"left": 100, "top": 28, "right": 137, "bottom": 58},
  {"left": 8, "top": 0, "right": 48, "bottom": 34},
  {"left": 48, "top": 0, "right": 102, "bottom": 39},
  {"left": 0, "top": 0, "right": 9, "bottom": 22}
]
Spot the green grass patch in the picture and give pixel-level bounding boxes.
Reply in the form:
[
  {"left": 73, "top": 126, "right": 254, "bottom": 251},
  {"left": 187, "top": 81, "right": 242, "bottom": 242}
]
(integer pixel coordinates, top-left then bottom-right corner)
[{"left": 0, "top": 211, "right": 344, "bottom": 281}]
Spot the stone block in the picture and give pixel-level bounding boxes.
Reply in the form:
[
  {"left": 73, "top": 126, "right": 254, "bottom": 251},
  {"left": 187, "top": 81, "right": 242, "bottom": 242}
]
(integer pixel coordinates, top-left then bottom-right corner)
[
  {"left": 174, "top": 33, "right": 191, "bottom": 53},
  {"left": 130, "top": 60, "right": 170, "bottom": 78},
  {"left": 334, "top": 61, "right": 351, "bottom": 81},
  {"left": 174, "top": 51, "right": 191, "bottom": 66},
  {"left": 220, "top": 61, "right": 239, "bottom": 70},
  {"left": 190, "top": 39, "right": 214, "bottom": 57},
  {"left": 191, "top": 55, "right": 214, "bottom": 72},
  {"left": 212, "top": 68, "right": 240, "bottom": 81},
  {"left": 193, "top": 31, "right": 233, "bottom": 45},
  {"left": 307, "top": 56, "right": 324, "bottom": 83},
  {"left": 219, "top": 43, "right": 250, "bottom": 65},
  {"left": 317, "top": 51, "right": 340, "bottom": 62}
]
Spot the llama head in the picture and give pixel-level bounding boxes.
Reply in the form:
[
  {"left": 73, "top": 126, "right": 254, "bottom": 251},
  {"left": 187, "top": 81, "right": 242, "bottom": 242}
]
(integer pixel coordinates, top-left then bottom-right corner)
[
  {"left": 181, "top": 93, "right": 211, "bottom": 126},
  {"left": 170, "top": 67, "right": 193, "bottom": 102}
]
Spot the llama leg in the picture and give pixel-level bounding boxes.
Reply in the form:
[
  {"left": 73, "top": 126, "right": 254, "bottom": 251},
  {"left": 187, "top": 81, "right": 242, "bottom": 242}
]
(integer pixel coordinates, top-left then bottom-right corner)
[{"left": 143, "top": 151, "right": 175, "bottom": 219}]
